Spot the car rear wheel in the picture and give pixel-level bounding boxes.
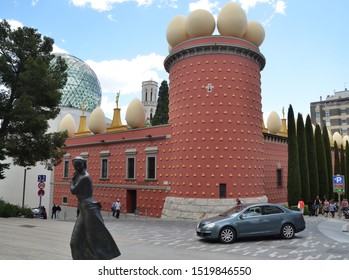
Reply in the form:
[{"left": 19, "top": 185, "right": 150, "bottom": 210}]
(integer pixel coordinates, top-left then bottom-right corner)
[
  {"left": 281, "top": 223, "right": 295, "bottom": 239},
  {"left": 219, "top": 227, "right": 236, "bottom": 244}
]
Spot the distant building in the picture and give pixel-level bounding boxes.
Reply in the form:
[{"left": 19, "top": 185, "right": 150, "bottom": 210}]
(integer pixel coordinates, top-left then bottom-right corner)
[
  {"left": 141, "top": 80, "right": 158, "bottom": 122},
  {"left": 310, "top": 88, "right": 349, "bottom": 135}
]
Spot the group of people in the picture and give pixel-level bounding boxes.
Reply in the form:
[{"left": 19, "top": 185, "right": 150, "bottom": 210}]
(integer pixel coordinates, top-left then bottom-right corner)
[
  {"left": 51, "top": 204, "right": 61, "bottom": 219},
  {"left": 300, "top": 196, "right": 349, "bottom": 218}
]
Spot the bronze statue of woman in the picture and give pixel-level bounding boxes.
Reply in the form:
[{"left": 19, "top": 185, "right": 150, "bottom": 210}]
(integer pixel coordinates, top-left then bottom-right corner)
[{"left": 70, "top": 156, "right": 121, "bottom": 259}]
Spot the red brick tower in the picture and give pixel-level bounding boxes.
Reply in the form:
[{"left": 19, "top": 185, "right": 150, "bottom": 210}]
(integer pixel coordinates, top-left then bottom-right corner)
[{"left": 164, "top": 36, "right": 266, "bottom": 200}]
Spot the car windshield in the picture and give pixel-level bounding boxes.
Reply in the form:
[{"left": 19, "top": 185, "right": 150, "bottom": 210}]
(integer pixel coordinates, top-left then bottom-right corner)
[{"left": 219, "top": 205, "right": 247, "bottom": 216}]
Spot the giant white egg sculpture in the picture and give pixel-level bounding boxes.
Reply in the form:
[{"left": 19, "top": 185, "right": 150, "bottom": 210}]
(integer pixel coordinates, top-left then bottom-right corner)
[
  {"left": 59, "top": 113, "right": 76, "bottom": 138},
  {"left": 186, "top": 9, "right": 215, "bottom": 38},
  {"left": 333, "top": 132, "right": 343, "bottom": 147},
  {"left": 267, "top": 111, "right": 282, "bottom": 134},
  {"left": 166, "top": 15, "right": 189, "bottom": 48},
  {"left": 242, "top": 20, "right": 265, "bottom": 47},
  {"left": 126, "top": 98, "right": 146, "bottom": 129},
  {"left": 342, "top": 135, "right": 349, "bottom": 149},
  {"left": 89, "top": 107, "right": 106, "bottom": 134},
  {"left": 217, "top": 2, "right": 247, "bottom": 37}
]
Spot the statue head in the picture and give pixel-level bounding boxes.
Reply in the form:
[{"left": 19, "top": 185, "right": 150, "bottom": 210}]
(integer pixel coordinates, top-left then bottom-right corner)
[{"left": 72, "top": 156, "right": 87, "bottom": 172}]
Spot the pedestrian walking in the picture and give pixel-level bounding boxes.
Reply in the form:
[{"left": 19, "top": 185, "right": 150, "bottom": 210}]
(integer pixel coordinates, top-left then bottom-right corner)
[
  {"left": 114, "top": 199, "right": 121, "bottom": 219},
  {"left": 51, "top": 204, "right": 57, "bottom": 219},
  {"left": 298, "top": 198, "right": 305, "bottom": 214},
  {"left": 314, "top": 196, "right": 321, "bottom": 217},
  {"left": 323, "top": 199, "right": 330, "bottom": 217},
  {"left": 56, "top": 204, "right": 61, "bottom": 219},
  {"left": 329, "top": 200, "right": 336, "bottom": 218},
  {"left": 111, "top": 202, "right": 116, "bottom": 217}
]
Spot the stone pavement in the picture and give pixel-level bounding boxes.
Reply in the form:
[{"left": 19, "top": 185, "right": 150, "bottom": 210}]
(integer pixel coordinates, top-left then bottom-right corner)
[{"left": 0, "top": 213, "right": 348, "bottom": 260}]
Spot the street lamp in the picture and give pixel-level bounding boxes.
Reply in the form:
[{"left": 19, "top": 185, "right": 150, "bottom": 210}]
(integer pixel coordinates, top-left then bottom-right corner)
[{"left": 22, "top": 167, "right": 31, "bottom": 209}]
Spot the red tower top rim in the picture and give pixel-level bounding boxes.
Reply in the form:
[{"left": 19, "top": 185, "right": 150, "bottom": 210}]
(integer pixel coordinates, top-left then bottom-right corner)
[{"left": 164, "top": 35, "right": 266, "bottom": 73}]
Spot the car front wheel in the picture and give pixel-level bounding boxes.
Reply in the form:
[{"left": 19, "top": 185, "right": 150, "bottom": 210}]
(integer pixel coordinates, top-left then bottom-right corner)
[
  {"left": 219, "top": 227, "right": 236, "bottom": 244},
  {"left": 281, "top": 223, "right": 295, "bottom": 239}
]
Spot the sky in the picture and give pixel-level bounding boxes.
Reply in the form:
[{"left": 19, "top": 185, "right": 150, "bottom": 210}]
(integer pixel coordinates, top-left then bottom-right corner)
[{"left": 1, "top": 0, "right": 349, "bottom": 123}]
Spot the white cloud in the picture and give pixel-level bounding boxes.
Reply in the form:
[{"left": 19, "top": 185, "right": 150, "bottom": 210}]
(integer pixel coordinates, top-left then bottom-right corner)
[
  {"left": 5, "top": 19, "right": 24, "bottom": 29},
  {"left": 238, "top": 0, "right": 286, "bottom": 14},
  {"left": 86, "top": 53, "right": 166, "bottom": 94},
  {"left": 52, "top": 44, "right": 68, "bottom": 54},
  {"left": 31, "top": 0, "right": 39, "bottom": 6},
  {"left": 70, "top": 0, "right": 165, "bottom": 11},
  {"left": 107, "top": 14, "right": 118, "bottom": 21},
  {"left": 136, "top": 0, "right": 154, "bottom": 6},
  {"left": 85, "top": 53, "right": 167, "bottom": 120},
  {"left": 274, "top": 0, "right": 286, "bottom": 15},
  {"left": 188, "top": 0, "right": 219, "bottom": 13}
]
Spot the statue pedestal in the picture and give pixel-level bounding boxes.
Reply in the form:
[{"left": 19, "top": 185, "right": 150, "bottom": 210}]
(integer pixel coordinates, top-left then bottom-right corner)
[
  {"left": 107, "top": 108, "right": 127, "bottom": 132},
  {"left": 75, "top": 115, "right": 90, "bottom": 137}
]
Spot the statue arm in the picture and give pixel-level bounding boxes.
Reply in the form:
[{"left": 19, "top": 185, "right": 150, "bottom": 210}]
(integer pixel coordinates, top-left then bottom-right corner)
[{"left": 70, "top": 174, "right": 92, "bottom": 195}]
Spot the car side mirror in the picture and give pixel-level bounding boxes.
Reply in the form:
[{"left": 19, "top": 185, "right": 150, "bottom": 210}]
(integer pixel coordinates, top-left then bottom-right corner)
[{"left": 240, "top": 213, "right": 246, "bottom": 219}]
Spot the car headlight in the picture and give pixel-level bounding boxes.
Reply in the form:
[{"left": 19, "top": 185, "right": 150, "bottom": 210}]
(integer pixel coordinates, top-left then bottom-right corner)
[{"left": 204, "top": 223, "right": 215, "bottom": 229}]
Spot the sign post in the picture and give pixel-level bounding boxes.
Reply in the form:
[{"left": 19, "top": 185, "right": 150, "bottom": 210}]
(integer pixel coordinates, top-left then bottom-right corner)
[
  {"left": 333, "top": 175, "right": 345, "bottom": 218},
  {"left": 37, "top": 175, "right": 46, "bottom": 208}
]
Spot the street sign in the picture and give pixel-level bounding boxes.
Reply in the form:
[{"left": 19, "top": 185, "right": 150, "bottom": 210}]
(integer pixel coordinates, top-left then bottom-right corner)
[
  {"left": 333, "top": 175, "right": 345, "bottom": 193},
  {"left": 38, "top": 189, "right": 45, "bottom": 197},
  {"left": 38, "top": 182, "right": 45, "bottom": 189},
  {"left": 38, "top": 175, "right": 46, "bottom": 182}
]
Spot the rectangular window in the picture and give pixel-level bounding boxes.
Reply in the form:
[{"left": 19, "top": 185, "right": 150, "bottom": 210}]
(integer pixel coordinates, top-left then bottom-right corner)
[
  {"left": 62, "top": 196, "right": 68, "bottom": 204},
  {"left": 127, "top": 157, "right": 136, "bottom": 179},
  {"left": 219, "top": 184, "right": 226, "bottom": 198},
  {"left": 325, "top": 111, "right": 330, "bottom": 117},
  {"left": 277, "top": 169, "right": 282, "bottom": 187},
  {"left": 63, "top": 160, "right": 69, "bottom": 178},
  {"left": 145, "top": 147, "right": 158, "bottom": 180},
  {"left": 101, "top": 158, "right": 109, "bottom": 179},
  {"left": 146, "top": 156, "right": 156, "bottom": 179}
]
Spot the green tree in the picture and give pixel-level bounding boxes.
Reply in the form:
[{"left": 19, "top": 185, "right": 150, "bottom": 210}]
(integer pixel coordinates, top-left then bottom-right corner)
[
  {"left": 305, "top": 116, "right": 319, "bottom": 200},
  {"left": 0, "top": 20, "right": 68, "bottom": 178},
  {"left": 151, "top": 80, "right": 169, "bottom": 126},
  {"left": 322, "top": 126, "right": 333, "bottom": 199},
  {"left": 287, "top": 105, "right": 301, "bottom": 207},
  {"left": 345, "top": 141, "right": 349, "bottom": 196},
  {"left": 315, "top": 125, "right": 328, "bottom": 199},
  {"left": 296, "top": 113, "right": 310, "bottom": 201},
  {"left": 334, "top": 141, "right": 340, "bottom": 175}
]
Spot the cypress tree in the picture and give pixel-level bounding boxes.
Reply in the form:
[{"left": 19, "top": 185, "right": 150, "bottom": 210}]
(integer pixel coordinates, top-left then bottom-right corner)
[
  {"left": 340, "top": 144, "right": 346, "bottom": 201},
  {"left": 322, "top": 127, "right": 333, "bottom": 200},
  {"left": 296, "top": 113, "right": 310, "bottom": 201},
  {"left": 340, "top": 144, "right": 346, "bottom": 175},
  {"left": 345, "top": 141, "right": 349, "bottom": 196},
  {"left": 334, "top": 141, "right": 340, "bottom": 200},
  {"left": 305, "top": 116, "right": 319, "bottom": 201},
  {"left": 287, "top": 105, "right": 302, "bottom": 207},
  {"left": 151, "top": 80, "right": 169, "bottom": 126},
  {"left": 315, "top": 125, "right": 329, "bottom": 199},
  {"left": 334, "top": 141, "right": 340, "bottom": 175}
]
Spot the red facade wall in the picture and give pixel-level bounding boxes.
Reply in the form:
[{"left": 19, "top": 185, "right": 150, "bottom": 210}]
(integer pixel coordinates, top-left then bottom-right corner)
[{"left": 53, "top": 36, "right": 289, "bottom": 218}]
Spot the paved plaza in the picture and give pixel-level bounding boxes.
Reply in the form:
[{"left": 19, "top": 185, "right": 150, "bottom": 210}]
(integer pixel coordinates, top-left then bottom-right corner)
[{"left": 0, "top": 214, "right": 349, "bottom": 260}]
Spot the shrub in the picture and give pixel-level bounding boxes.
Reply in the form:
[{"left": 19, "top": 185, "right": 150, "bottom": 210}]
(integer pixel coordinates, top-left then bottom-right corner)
[{"left": 0, "top": 198, "right": 32, "bottom": 218}]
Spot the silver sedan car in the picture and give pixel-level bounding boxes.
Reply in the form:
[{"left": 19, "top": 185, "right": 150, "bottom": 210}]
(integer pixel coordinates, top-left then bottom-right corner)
[{"left": 196, "top": 203, "right": 306, "bottom": 244}]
